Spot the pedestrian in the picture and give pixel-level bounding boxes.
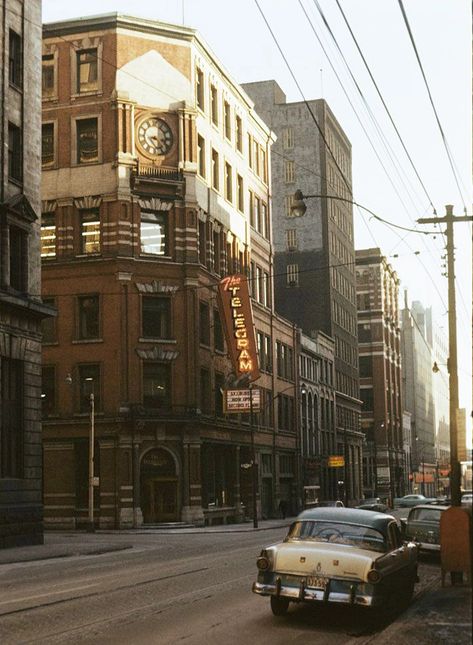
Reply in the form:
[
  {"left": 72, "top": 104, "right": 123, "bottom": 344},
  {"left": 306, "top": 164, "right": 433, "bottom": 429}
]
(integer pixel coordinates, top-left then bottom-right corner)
[{"left": 279, "top": 499, "right": 287, "bottom": 519}]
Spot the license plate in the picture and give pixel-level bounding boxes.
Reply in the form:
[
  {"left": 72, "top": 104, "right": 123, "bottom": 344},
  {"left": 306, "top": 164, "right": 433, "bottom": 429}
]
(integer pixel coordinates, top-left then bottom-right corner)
[{"left": 306, "top": 576, "right": 327, "bottom": 589}]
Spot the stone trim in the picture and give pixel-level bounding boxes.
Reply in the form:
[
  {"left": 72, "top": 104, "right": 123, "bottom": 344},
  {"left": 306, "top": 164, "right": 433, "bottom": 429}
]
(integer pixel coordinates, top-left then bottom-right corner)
[
  {"left": 138, "top": 196, "right": 174, "bottom": 212},
  {"left": 73, "top": 195, "right": 103, "bottom": 210},
  {"left": 135, "top": 280, "right": 178, "bottom": 295},
  {"left": 135, "top": 347, "right": 179, "bottom": 361}
]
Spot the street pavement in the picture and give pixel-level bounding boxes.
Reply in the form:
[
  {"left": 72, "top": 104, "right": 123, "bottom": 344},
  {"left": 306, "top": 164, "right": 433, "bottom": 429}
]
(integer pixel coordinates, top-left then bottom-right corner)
[{"left": 0, "top": 518, "right": 472, "bottom": 645}]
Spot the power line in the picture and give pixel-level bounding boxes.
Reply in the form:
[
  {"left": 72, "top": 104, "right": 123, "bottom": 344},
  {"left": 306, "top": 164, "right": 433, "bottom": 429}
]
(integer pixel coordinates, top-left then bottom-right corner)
[{"left": 398, "top": 0, "right": 469, "bottom": 211}]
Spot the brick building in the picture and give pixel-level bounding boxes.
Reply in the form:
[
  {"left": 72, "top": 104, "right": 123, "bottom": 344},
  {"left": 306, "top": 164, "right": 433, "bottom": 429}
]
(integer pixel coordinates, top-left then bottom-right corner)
[
  {"left": 41, "top": 14, "right": 299, "bottom": 529},
  {"left": 0, "top": 1, "right": 53, "bottom": 547},
  {"left": 241, "top": 80, "right": 363, "bottom": 503},
  {"left": 356, "top": 248, "right": 405, "bottom": 501}
]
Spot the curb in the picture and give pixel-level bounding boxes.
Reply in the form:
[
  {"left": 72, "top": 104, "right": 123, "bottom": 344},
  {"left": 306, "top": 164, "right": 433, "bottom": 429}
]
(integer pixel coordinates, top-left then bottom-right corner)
[{"left": 96, "top": 522, "right": 291, "bottom": 535}]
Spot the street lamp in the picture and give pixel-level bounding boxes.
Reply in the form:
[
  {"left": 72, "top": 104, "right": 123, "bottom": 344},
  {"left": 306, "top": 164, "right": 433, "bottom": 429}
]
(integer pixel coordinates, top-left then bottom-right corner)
[
  {"left": 85, "top": 377, "right": 95, "bottom": 533},
  {"left": 66, "top": 373, "right": 95, "bottom": 532}
]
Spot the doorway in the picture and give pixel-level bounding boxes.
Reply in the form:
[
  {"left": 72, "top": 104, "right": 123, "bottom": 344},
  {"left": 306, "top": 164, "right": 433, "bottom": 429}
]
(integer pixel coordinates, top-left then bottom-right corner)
[{"left": 140, "top": 448, "right": 179, "bottom": 523}]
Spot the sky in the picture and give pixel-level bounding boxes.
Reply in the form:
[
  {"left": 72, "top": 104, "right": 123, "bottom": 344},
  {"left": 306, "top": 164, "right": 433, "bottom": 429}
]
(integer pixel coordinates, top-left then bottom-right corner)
[{"left": 42, "top": 0, "right": 472, "bottom": 435}]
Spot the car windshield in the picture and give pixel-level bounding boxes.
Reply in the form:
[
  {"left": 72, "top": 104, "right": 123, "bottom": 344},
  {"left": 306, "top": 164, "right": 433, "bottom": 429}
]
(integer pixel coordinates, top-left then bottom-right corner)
[
  {"left": 409, "top": 508, "right": 442, "bottom": 522},
  {"left": 287, "top": 520, "right": 387, "bottom": 553}
]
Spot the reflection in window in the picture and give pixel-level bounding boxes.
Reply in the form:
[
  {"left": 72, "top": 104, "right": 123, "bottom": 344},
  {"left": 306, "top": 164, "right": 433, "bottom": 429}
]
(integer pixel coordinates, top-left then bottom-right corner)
[
  {"left": 41, "top": 213, "right": 56, "bottom": 258},
  {"left": 143, "top": 362, "right": 171, "bottom": 409},
  {"left": 80, "top": 209, "right": 100, "bottom": 254},
  {"left": 77, "top": 49, "right": 98, "bottom": 93},
  {"left": 140, "top": 210, "right": 168, "bottom": 255},
  {"left": 77, "top": 118, "right": 98, "bottom": 164}
]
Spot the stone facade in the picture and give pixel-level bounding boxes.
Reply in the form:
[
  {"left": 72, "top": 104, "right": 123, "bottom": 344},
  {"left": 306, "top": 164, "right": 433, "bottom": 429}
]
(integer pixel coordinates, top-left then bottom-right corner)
[
  {"left": 242, "top": 80, "right": 363, "bottom": 504},
  {"left": 0, "top": 1, "right": 52, "bottom": 548},
  {"left": 41, "top": 14, "right": 299, "bottom": 529},
  {"left": 356, "top": 248, "right": 405, "bottom": 502}
]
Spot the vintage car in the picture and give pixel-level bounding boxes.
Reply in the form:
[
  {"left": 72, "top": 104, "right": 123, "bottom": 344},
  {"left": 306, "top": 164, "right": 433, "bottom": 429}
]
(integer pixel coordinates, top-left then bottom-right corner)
[
  {"left": 394, "top": 494, "right": 436, "bottom": 508},
  {"left": 356, "top": 498, "right": 389, "bottom": 513},
  {"left": 252, "top": 508, "right": 418, "bottom": 616},
  {"left": 403, "top": 504, "right": 448, "bottom": 551}
]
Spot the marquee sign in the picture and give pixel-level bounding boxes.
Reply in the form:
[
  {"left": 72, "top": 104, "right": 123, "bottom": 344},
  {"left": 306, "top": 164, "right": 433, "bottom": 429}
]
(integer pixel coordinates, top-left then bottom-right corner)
[{"left": 217, "top": 274, "right": 260, "bottom": 382}]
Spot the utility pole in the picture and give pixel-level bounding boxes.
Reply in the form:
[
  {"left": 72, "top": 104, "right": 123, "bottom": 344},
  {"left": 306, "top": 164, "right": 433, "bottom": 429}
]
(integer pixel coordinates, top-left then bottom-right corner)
[{"left": 418, "top": 205, "right": 472, "bottom": 506}]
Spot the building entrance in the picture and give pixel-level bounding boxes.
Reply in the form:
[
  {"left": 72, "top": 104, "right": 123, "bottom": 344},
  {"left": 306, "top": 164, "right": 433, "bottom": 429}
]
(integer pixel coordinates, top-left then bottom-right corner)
[{"left": 140, "top": 448, "right": 179, "bottom": 523}]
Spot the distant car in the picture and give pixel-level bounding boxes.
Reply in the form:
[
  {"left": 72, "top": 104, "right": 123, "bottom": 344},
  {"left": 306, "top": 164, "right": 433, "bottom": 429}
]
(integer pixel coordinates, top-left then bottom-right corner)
[
  {"left": 403, "top": 504, "right": 448, "bottom": 551},
  {"left": 313, "top": 500, "right": 345, "bottom": 508},
  {"left": 395, "top": 494, "right": 436, "bottom": 508},
  {"left": 356, "top": 499, "right": 389, "bottom": 513},
  {"left": 252, "top": 507, "right": 419, "bottom": 616}
]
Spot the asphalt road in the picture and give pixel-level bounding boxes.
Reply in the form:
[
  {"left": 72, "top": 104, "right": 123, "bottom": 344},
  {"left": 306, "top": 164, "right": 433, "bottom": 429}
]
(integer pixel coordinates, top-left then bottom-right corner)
[{"left": 0, "top": 529, "right": 440, "bottom": 645}]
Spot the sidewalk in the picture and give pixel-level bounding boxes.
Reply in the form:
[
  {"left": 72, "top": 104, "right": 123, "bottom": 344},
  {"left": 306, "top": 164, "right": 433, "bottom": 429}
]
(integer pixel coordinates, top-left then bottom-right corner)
[
  {"left": 357, "top": 576, "right": 472, "bottom": 645},
  {"left": 0, "top": 516, "right": 293, "bottom": 565}
]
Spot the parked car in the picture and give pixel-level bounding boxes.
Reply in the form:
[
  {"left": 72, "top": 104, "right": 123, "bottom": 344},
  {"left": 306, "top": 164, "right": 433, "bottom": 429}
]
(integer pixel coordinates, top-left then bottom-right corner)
[
  {"left": 252, "top": 507, "right": 418, "bottom": 616},
  {"left": 394, "top": 494, "right": 436, "bottom": 508},
  {"left": 461, "top": 493, "right": 472, "bottom": 506},
  {"left": 403, "top": 504, "right": 448, "bottom": 551},
  {"left": 356, "top": 498, "right": 389, "bottom": 513}
]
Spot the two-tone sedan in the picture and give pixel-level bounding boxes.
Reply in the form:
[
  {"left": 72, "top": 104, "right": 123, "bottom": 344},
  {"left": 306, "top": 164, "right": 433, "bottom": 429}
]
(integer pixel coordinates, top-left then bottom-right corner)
[{"left": 252, "top": 508, "right": 418, "bottom": 616}]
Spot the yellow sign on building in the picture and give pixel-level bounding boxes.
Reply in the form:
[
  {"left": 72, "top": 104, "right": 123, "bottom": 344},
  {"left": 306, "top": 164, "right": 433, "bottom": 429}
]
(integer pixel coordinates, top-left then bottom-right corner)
[{"left": 328, "top": 455, "right": 345, "bottom": 468}]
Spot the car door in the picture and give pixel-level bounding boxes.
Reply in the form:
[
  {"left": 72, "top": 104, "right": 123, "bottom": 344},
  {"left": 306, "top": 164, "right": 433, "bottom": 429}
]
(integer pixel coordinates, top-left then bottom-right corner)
[{"left": 376, "top": 522, "right": 410, "bottom": 599}]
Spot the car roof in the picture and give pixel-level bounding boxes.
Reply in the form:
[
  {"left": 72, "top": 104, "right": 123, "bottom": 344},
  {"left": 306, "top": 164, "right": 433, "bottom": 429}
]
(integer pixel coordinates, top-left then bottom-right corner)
[{"left": 296, "top": 507, "right": 394, "bottom": 531}]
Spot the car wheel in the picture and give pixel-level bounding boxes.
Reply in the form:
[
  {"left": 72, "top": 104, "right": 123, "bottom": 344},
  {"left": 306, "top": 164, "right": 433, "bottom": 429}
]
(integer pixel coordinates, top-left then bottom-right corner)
[{"left": 270, "top": 596, "right": 290, "bottom": 616}]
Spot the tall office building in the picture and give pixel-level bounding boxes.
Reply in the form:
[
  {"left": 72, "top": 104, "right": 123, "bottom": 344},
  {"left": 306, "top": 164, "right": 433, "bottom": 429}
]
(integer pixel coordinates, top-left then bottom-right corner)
[
  {"left": 356, "top": 248, "right": 405, "bottom": 501},
  {"left": 41, "top": 15, "right": 299, "bottom": 529},
  {"left": 0, "top": 1, "right": 51, "bottom": 547},
  {"left": 401, "top": 296, "right": 437, "bottom": 496},
  {"left": 242, "top": 80, "right": 362, "bottom": 503}
]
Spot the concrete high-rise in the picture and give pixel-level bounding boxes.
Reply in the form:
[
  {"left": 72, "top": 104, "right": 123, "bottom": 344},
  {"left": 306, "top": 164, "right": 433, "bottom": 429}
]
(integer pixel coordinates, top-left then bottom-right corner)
[{"left": 242, "top": 80, "right": 362, "bottom": 503}]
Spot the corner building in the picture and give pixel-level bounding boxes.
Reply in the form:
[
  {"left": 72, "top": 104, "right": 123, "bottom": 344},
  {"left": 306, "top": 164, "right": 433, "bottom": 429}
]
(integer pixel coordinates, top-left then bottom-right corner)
[
  {"left": 242, "top": 80, "right": 363, "bottom": 503},
  {"left": 41, "top": 14, "right": 299, "bottom": 528}
]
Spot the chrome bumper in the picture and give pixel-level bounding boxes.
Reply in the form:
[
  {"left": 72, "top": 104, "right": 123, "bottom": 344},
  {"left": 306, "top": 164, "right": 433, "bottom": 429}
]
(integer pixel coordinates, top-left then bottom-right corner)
[{"left": 252, "top": 580, "right": 375, "bottom": 607}]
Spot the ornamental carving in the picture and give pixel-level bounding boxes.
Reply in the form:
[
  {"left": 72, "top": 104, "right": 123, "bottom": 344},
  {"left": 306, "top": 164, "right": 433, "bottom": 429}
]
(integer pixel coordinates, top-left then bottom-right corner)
[
  {"left": 135, "top": 281, "right": 178, "bottom": 295},
  {"left": 135, "top": 347, "right": 179, "bottom": 361}
]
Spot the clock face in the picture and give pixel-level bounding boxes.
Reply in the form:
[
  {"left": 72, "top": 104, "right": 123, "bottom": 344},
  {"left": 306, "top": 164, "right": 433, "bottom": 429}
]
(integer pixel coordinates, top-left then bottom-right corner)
[{"left": 137, "top": 118, "right": 173, "bottom": 156}]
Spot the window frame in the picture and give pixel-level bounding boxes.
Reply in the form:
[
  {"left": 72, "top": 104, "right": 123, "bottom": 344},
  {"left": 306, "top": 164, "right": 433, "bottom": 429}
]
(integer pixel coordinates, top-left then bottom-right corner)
[
  {"left": 141, "top": 295, "right": 171, "bottom": 340},
  {"left": 8, "top": 122, "right": 22, "bottom": 184},
  {"left": 8, "top": 30, "right": 22, "bottom": 89},
  {"left": 140, "top": 209, "right": 169, "bottom": 257},
  {"left": 41, "top": 121, "right": 56, "bottom": 168},
  {"left": 75, "top": 116, "right": 100, "bottom": 165},
  {"left": 41, "top": 212, "right": 57, "bottom": 258},
  {"left": 77, "top": 294, "right": 100, "bottom": 341},
  {"left": 42, "top": 51, "right": 57, "bottom": 99},
  {"left": 142, "top": 361, "right": 171, "bottom": 410},
  {"left": 79, "top": 208, "right": 101, "bottom": 255},
  {"left": 196, "top": 67, "right": 205, "bottom": 111},
  {"left": 77, "top": 363, "right": 101, "bottom": 414}
]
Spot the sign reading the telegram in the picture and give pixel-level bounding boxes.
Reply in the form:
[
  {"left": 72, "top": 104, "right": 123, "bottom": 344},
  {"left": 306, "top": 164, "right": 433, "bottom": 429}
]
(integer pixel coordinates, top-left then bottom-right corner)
[{"left": 217, "top": 274, "right": 260, "bottom": 382}]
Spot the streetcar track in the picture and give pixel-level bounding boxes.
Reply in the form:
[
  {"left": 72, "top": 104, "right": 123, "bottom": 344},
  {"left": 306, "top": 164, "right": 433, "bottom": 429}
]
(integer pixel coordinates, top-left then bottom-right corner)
[{"left": 0, "top": 566, "right": 209, "bottom": 619}]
